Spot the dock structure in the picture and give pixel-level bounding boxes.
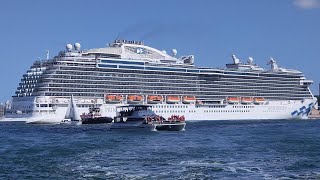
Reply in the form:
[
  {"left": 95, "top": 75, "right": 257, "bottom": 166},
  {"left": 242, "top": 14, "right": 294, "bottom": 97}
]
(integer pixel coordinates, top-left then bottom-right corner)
[{"left": 309, "top": 108, "right": 320, "bottom": 119}]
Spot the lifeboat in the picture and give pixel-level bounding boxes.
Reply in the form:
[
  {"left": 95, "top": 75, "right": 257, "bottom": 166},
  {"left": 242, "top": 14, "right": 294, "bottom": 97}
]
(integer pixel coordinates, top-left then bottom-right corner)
[
  {"left": 182, "top": 96, "right": 196, "bottom": 104},
  {"left": 147, "top": 95, "right": 163, "bottom": 104},
  {"left": 127, "top": 95, "right": 144, "bottom": 104},
  {"left": 166, "top": 96, "right": 180, "bottom": 104},
  {"left": 105, "top": 95, "right": 123, "bottom": 103},
  {"left": 254, "top": 97, "right": 265, "bottom": 104},
  {"left": 227, "top": 97, "right": 240, "bottom": 104},
  {"left": 241, "top": 97, "right": 253, "bottom": 104}
]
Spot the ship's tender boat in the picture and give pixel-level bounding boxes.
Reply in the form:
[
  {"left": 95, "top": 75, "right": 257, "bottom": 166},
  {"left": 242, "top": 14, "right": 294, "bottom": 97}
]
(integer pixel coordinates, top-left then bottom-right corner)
[
  {"left": 254, "top": 97, "right": 265, "bottom": 104},
  {"left": 227, "top": 97, "right": 240, "bottom": 104},
  {"left": 127, "top": 95, "right": 144, "bottom": 104},
  {"left": 105, "top": 95, "right": 123, "bottom": 103},
  {"left": 182, "top": 96, "right": 196, "bottom": 104},
  {"left": 241, "top": 97, "right": 253, "bottom": 104},
  {"left": 81, "top": 107, "right": 113, "bottom": 124},
  {"left": 166, "top": 96, "right": 180, "bottom": 104},
  {"left": 147, "top": 95, "right": 163, "bottom": 104}
]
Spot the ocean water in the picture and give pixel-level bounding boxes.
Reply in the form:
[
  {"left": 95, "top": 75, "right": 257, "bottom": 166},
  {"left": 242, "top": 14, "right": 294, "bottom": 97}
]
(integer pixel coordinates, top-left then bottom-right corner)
[{"left": 1, "top": 120, "right": 320, "bottom": 179}]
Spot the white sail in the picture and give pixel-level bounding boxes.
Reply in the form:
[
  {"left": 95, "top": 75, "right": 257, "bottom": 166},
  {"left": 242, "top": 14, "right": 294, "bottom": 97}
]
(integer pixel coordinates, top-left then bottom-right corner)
[
  {"left": 64, "top": 95, "right": 81, "bottom": 121},
  {"left": 71, "top": 95, "right": 81, "bottom": 121},
  {"left": 64, "top": 97, "right": 72, "bottom": 119}
]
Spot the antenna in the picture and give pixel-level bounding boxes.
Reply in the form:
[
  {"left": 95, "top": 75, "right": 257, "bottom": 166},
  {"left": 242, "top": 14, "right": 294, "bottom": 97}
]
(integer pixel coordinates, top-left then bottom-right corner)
[{"left": 46, "top": 50, "right": 49, "bottom": 60}]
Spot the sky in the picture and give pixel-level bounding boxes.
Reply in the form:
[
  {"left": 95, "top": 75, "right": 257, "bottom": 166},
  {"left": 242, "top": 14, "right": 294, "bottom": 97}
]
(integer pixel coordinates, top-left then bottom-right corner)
[{"left": 0, "top": 0, "right": 319, "bottom": 102}]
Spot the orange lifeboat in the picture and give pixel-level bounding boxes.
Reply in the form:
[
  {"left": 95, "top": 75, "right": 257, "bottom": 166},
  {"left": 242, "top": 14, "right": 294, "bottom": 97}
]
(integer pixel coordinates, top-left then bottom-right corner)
[
  {"left": 105, "top": 95, "right": 123, "bottom": 103},
  {"left": 166, "top": 96, "right": 180, "bottom": 104},
  {"left": 182, "top": 96, "right": 196, "bottom": 104},
  {"left": 254, "top": 97, "right": 265, "bottom": 104},
  {"left": 227, "top": 97, "right": 240, "bottom": 104},
  {"left": 241, "top": 97, "right": 253, "bottom": 104},
  {"left": 127, "top": 95, "right": 144, "bottom": 104},
  {"left": 147, "top": 95, "right": 163, "bottom": 104}
]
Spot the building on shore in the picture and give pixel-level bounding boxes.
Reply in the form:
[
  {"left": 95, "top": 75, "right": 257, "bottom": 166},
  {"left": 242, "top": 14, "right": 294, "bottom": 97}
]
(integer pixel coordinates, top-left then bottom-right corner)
[{"left": 0, "top": 104, "right": 4, "bottom": 119}]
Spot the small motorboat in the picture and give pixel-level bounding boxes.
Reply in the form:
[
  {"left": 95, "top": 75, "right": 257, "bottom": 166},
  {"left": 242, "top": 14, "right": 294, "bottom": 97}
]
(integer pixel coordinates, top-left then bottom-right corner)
[
  {"left": 81, "top": 107, "right": 113, "bottom": 124},
  {"left": 153, "top": 121, "right": 186, "bottom": 131},
  {"left": 150, "top": 115, "right": 186, "bottom": 131},
  {"left": 112, "top": 105, "right": 156, "bottom": 129},
  {"left": 112, "top": 105, "right": 186, "bottom": 131}
]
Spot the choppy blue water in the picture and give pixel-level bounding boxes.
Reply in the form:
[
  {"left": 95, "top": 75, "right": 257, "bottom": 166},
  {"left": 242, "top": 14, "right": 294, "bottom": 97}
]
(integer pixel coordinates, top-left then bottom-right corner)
[{"left": 1, "top": 120, "right": 320, "bottom": 179}]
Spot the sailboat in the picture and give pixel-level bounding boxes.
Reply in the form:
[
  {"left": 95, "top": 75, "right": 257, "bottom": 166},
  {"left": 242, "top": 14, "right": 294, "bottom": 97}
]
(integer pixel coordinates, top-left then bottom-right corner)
[{"left": 61, "top": 95, "right": 82, "bottom": 125}]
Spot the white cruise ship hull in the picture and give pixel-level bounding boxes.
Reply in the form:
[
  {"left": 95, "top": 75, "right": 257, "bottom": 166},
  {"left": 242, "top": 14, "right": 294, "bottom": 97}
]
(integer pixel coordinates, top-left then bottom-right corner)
[{"left": 4, "top": 96, "right": 316, "bottom": 122}]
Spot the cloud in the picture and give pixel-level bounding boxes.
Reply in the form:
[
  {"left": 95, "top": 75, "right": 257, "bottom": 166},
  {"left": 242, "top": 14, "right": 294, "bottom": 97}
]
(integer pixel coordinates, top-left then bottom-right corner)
[{"left": 293, "top": 0, "right": 320, "bottom": 9}]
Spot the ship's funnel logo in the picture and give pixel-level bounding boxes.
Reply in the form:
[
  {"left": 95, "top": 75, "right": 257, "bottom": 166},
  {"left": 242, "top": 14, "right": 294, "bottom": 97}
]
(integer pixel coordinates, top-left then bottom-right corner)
[{"left": 136, "top": 48, "right": 145, "bottom": 54}]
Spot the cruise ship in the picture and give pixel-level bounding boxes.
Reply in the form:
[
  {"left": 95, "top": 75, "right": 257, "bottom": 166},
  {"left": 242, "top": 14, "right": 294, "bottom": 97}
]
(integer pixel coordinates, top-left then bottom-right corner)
[{"left": 5, "top": 39, "right": 316, "bottom": 122}]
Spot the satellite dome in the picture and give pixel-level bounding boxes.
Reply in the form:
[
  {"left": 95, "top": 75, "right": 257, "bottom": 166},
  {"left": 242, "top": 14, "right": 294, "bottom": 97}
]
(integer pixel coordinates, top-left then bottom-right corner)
[
  {"left": 74, "top": 43, "right": 81, "bottom": 50},
  {"left": 248, "top": 57, "right": 253, "bottom": 64},
  {"left": 66, "top": 44, "right": 73, "bottom": 51},
  {"left": 172, "top": 49, "right": 177, "bottom": 56},
  {"left": 162, "top": 50, "right": 167, "bottom": 54}
]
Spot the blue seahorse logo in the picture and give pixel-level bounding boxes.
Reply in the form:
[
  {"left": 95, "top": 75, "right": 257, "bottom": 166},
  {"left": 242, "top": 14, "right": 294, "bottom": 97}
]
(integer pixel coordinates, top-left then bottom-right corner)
[{"left": 291, "top": 103, "right": 314, "bottom": 116}]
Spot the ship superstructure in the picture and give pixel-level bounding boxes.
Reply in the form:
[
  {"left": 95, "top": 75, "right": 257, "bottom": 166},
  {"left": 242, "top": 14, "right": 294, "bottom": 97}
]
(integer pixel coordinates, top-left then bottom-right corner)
[{"left": 5, "top": 40, "right": 316, "bottom": 121}]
